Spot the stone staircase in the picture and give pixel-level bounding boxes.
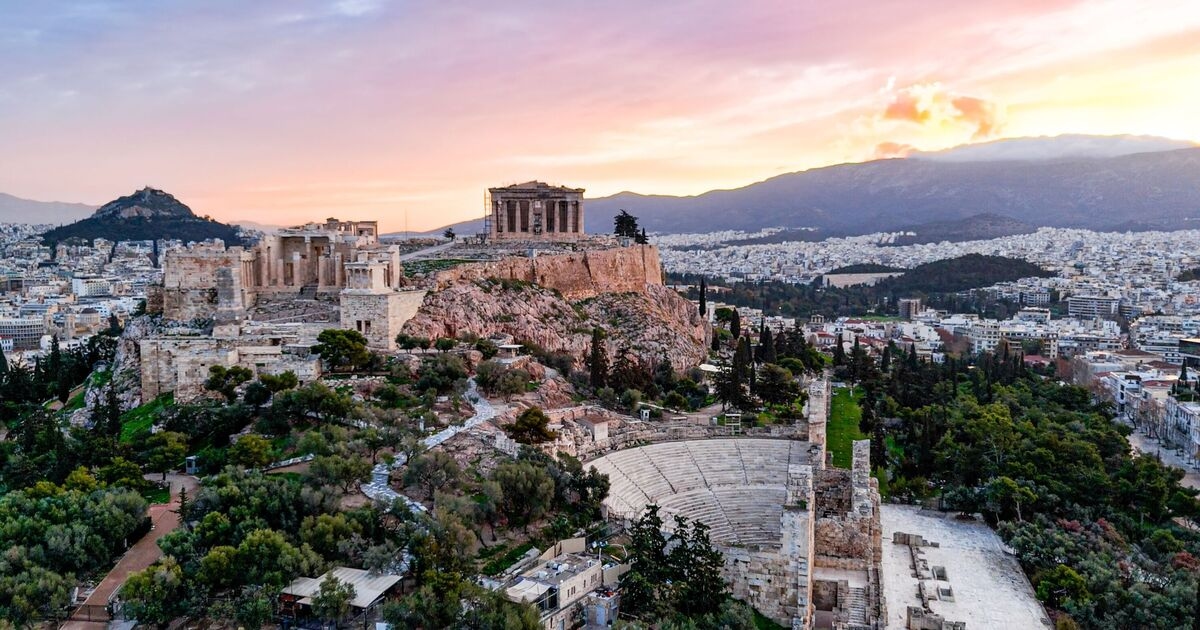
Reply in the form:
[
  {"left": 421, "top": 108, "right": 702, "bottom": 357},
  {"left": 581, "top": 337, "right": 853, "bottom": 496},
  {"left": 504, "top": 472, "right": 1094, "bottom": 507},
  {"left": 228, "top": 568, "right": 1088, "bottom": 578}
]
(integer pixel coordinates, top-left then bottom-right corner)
[{"left": 844, "top": 586, "right": 869, "bottom": 625}]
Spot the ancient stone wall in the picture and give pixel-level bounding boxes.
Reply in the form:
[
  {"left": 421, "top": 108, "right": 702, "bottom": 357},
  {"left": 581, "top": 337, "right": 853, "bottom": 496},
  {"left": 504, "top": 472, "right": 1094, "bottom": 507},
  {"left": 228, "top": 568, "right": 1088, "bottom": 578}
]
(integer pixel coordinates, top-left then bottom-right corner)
[
  {"left": 140, "top": 336, "right": 321, "bottom": 402},
  {"left": 812, "top": 440, "right": 884, "bottom": 571},
  {"left": 339, "top": 289, "right": 427, "bottom": 350},
  {"left": 432, "top": 245, "right": 663, "bottom": 301},
  {"left": 162, "top": 244, "right": 249, "bottom": 321}
]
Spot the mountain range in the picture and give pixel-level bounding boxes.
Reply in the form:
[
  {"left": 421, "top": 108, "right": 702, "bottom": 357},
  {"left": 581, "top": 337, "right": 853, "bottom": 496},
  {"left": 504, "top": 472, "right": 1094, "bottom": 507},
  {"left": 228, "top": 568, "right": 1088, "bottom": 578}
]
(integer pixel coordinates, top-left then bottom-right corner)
[
  {"left": 40, "top": 187, "right": 241, "bottom": 247},
  {"left": 586, "top": 138, "right": 1200, "bottom": 237},
  {"left": 0, "top": 193, "right": 95, "bottom": 225}
]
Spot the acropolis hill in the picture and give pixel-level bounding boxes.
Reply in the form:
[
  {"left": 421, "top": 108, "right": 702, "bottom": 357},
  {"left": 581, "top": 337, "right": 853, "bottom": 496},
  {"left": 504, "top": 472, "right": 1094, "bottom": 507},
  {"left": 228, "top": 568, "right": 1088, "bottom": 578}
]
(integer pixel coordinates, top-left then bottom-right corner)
[{"left": 120, "top": 214, "right": 707, "bottom": 406}]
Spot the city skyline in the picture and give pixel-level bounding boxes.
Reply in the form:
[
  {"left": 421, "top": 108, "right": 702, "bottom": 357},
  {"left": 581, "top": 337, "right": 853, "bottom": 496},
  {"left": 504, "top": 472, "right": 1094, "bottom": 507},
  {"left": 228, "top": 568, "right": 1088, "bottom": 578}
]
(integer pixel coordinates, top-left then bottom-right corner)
[{"left": 3, "top": 0, "right": 1200, "bottom": 231}]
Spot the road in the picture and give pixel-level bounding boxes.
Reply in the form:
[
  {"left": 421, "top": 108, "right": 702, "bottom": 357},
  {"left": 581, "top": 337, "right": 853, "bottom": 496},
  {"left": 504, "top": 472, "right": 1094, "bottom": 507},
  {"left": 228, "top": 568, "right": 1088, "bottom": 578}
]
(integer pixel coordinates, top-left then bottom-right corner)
[
  {"left": 1125, "top": 425, "right": 1200, "bottom": 490},
  {"left": 62, "top": 473, "right": 199, "bottom": 629}
]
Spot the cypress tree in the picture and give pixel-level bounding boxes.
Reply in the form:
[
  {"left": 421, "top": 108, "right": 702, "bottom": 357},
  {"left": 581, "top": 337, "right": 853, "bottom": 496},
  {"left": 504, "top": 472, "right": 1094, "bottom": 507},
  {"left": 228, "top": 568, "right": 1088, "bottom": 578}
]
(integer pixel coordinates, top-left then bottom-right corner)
[
  {"left": 698, "top": 278, "right": 707, "bottom": 317},
  {"left": 730, "top": 310, "right": 741, "bottom": 339},
  {"left": 0, "top": 342, "right": 7, "bottom": 377},
  {"left": 833, "top": 333, "right": 846, "bottom": 366},
  {"left": 758, "top": 326, "right": 776, "bottom": 364},
  {"left": 587, "top": 327, "right": 609, "bottom": 389}
]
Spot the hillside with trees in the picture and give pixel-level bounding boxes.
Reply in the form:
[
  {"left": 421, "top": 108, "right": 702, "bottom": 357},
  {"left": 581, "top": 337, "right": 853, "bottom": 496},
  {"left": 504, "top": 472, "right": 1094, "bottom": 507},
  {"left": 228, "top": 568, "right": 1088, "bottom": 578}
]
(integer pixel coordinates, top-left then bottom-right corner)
[
  {"left": 674, "top": 254, "right": 1052, "bottom": 319},
  {"left": 41, "top": 187, "right": 241, "bottom": 248}
]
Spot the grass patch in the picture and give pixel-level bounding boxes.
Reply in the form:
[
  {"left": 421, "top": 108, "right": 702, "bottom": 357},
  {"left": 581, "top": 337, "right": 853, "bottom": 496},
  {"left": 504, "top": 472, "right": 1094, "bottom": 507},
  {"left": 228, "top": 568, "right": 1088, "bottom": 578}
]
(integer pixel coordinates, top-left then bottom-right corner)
[
  {"left": 142, "top": 485, "right": 171, "bottom": 504},
  {"left": 120, "top": 393, "right": 174, "bottom": 443},
  {"left": 481, "top": 541, "right": 536, "bottom": 576},
  {"left": 828, "top": 387, "right": 866, "bottom": 469}
]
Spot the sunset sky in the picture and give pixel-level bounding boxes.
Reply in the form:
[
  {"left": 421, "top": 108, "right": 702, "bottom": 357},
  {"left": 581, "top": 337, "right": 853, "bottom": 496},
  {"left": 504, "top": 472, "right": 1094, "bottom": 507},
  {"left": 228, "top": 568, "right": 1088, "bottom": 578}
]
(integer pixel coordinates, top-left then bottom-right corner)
[{"left": 2, "top": 0, "right": 1199, "bottom": 231}]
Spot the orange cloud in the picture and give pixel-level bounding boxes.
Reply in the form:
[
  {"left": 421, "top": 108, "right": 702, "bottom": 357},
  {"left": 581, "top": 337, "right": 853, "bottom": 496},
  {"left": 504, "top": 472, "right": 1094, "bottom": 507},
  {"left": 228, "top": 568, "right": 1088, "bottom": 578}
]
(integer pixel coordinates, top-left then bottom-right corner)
[
  {"left": 872, "top": 142, "right": 915, "bottom": 159},
  {"left": 882, "top": 83, "right": 1004, "bottom": 140}
]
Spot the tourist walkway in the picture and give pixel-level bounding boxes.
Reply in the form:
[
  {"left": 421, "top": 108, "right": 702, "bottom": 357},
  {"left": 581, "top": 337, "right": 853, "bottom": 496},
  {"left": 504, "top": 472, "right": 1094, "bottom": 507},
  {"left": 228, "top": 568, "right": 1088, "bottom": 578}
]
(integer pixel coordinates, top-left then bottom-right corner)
[
  {"left": 360, "top": 378, "right": 503, "bottom": 508},
  {"left": 62, "top": 473, "right": 199, "bottom": 629}
]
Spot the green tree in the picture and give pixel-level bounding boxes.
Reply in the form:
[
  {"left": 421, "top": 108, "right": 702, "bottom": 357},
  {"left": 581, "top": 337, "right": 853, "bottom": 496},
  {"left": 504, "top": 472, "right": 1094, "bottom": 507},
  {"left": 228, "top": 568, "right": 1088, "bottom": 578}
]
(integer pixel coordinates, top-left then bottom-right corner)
[
  {"left": 504, "top": 407, "right": 558, "bottom": 444},
  {"left": 228, "top": 434, "right": 273, "bottom": 469},
  {"left": 259, "top": 371, "right": 299, "bottom": 393},
  {"left": 698, "top": 277, "right": 707, "bottom": 316},
  {"left": 308, "top": 453, "right": 372, "bottom": 493},
  {"left": 121, "top": 557, "right": 189, "bottom": 626},
  {"left": 730, "top": 309, "right": 741, "bottom": 339},
  {"left": 494, "top": 460, "right": 555, "bottom": 531},
  {"left": 755, "top": 363, "right": 797, "bottom": 406},
  {"left": 312, "top": 573, "right": 357, "bottom": 626},
  {"left": 204, "top": 365, "right": 254, "bottom": 402},
  {"left": 587, "top": 327, "right": 609, "bottom": 389},
  {"left": 443, "top": 228, "right": 456, "bottom": 241},
  {"left": 435, "top": 337, "right": 457, "bottom": 353},
  {"left": 614, "top": 210, "right": 640, "bottom": 238},
  {"left": 144, "top": 431, "right": 188, "bottom": 481},
  {"left": 404, "top": 451, "right": 461, "bottom": 498},
  {"left": 315, "top": 329, "right": 372, "bottom": 372}
]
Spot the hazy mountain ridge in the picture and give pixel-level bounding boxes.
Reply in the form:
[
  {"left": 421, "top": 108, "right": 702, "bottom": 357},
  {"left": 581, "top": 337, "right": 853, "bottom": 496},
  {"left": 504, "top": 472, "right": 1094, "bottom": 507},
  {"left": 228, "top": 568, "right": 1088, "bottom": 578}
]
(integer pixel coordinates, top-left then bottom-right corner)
[
  {"left": 585, "top": 146, "right": 1200, "bottom": 236},
  {"left": 0, "top": 192, "right": 95, "bottom": 225}
]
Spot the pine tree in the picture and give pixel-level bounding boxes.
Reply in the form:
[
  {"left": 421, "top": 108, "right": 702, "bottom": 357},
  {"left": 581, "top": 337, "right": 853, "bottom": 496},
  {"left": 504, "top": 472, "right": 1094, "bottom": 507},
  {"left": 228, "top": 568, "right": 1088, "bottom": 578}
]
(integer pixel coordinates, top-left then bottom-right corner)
[
  {"left": 587, "top": 327, "right": 609, "bottom": 389},
  {"left": 698, "top": 278, "right": 707, "bottom": 317}
]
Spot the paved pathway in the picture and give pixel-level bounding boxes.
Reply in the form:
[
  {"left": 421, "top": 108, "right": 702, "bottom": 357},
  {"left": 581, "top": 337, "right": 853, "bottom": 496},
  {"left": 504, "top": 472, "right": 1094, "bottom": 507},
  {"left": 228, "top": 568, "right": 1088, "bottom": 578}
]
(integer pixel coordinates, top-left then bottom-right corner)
[
  {"left": 360, "top": 378, "right": 503, "bottom": 509},
  {"left": 398, "top": 240, "right": 457, "bottom": 262},
  {"left": 63, "top": 473, "right": 199, "bottom": 628}
]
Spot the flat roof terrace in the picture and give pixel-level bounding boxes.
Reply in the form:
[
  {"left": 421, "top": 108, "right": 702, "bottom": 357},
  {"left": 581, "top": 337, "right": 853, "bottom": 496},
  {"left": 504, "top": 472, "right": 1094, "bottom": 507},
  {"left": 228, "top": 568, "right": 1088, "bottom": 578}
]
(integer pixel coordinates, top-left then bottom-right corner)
[{"left": 881, "top": 505, "right": 1051, "bottom": 629}]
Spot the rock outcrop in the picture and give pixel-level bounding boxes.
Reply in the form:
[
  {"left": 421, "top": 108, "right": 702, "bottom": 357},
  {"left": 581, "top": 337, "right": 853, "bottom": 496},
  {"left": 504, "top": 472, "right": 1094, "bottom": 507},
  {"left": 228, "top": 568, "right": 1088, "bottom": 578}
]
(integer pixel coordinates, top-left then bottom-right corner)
[
  {"left": 405, "top": 245, "right": 705, "bottom": 372},
  {"left": 403, "top": 281, "right": 708, "bottom": 373},
  {"left": 431, "top": 244, "right": 663, "bottom": 301}
]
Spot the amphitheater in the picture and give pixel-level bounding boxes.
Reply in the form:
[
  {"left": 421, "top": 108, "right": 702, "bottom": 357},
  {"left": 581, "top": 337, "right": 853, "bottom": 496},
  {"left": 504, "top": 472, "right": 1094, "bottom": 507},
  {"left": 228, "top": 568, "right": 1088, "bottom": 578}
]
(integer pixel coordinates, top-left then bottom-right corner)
[
  {"left": 585, "top": 381, "right": 886, "bottom": 629},
  {"left": 590, "top": 439, "right": 805, "bottom": 547}
]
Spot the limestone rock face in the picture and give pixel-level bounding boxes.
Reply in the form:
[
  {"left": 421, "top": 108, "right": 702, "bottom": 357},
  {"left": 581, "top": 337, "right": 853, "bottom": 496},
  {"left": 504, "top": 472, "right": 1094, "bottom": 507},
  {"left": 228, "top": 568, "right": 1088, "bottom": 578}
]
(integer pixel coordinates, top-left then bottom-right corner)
[
  {"left": 431, "top": 245, "right": 664, "bottom": 301},
  {"left": 71, "top": 315, "right": 154, "bottom": 426},
  {"left": 402, "top": 282, "right": 708, "bottom": 373}
]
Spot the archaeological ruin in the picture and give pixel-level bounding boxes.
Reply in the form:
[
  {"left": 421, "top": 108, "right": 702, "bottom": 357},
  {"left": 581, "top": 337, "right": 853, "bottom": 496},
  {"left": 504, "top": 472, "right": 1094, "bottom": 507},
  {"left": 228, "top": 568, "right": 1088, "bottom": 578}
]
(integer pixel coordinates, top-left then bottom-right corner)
[
  {"left": 582, "top": 380, "right": 886, "bottom": 629},
  {"left": 488, "top": 181, "right": 586, "bottom": 242}
]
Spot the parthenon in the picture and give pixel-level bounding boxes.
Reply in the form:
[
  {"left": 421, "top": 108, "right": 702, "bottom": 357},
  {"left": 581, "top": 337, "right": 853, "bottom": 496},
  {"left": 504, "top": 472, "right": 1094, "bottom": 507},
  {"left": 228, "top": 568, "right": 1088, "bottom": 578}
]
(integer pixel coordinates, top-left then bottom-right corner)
[{"left": 488, "top": 181, "right": 586, "bottom": 241}]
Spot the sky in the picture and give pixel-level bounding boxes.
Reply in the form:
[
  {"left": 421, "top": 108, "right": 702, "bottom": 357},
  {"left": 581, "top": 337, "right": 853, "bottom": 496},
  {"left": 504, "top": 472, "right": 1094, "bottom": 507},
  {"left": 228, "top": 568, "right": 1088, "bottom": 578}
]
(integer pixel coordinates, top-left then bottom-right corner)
[{"left": 2, "top": 0, "right": 1199, "bottom": 232}]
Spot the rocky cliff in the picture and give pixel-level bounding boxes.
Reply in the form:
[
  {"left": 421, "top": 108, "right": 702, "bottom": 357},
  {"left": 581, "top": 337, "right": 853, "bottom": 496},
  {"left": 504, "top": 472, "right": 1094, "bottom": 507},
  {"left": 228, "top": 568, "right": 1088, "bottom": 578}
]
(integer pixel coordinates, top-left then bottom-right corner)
[
  {"left": 432, "top": 244, "right": 663, "bottom": 301},
  {"left": 403, "top": 281, "right": 708, "bottom": 373}
]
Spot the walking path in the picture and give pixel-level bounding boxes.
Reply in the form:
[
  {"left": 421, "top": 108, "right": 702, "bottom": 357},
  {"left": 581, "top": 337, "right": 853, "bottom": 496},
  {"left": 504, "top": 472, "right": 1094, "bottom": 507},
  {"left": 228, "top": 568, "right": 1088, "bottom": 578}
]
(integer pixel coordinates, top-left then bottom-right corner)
[
  {"left": 360, "top": 378, "right": 503, "bottom": 508},
  {"left": 63, "top": 474, "right": 199, "bottom": 629},
  {"left": 398, "top": 240, "right": 457, "bottom": 262}
]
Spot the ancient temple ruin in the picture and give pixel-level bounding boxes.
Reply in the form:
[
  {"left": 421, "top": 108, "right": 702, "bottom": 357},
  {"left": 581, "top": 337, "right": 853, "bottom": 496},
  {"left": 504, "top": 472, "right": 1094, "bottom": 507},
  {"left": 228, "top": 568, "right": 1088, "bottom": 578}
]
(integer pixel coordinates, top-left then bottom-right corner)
[{"left": 488, "top": 182, "right": 586, "bottom": 241}]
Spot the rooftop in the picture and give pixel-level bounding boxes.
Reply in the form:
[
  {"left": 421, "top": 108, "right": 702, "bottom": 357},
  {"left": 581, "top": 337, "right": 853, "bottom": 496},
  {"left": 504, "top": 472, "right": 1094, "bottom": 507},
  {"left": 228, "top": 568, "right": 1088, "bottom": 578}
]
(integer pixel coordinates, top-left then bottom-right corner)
[{"left": 280, "top": 567, "right": 402, "bottom": 609}]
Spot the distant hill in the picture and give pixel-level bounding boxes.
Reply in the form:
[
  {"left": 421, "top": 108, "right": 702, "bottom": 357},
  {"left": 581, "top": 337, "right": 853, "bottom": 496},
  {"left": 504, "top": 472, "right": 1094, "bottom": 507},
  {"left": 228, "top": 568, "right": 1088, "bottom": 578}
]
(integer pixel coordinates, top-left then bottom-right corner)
[
  {"left": 0, "top": 192, "right": 95, "bottom": 225},
  {"left": 41, "top": 187, "right": 241, "bottom": 247},
  {"left": 909, "top": 134, "right": 1195, "bottom": 162},
  {"left": 826, "top": 263, "right": 903, "bottom": 274},
  {"left": 585, "top": 138, "right": 1200, "bottom": 237},
  {"left": 887, "top": 213, "right": 1036, "bottom": 246},
  {"left": 880, "top": 254, "right": 1052, "bottom": 294}
]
